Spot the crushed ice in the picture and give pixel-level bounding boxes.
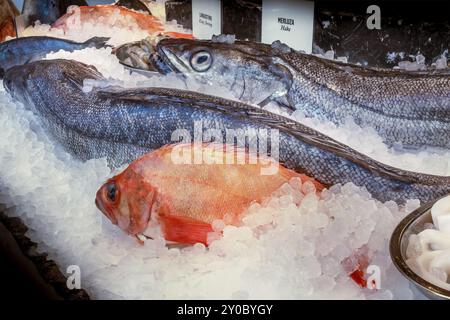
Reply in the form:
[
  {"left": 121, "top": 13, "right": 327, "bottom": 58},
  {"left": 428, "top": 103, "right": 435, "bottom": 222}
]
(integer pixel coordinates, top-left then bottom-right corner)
[
  {"left": 18, "top": 4, "right": 190, "bottom": 47},
  {"left": 1, "top": 25, "right": 447, "bottom": 299},
  {"left": 0, "top": 92, "right": 422, "bottom": 298},
  {"left": 271, "top": 40, "right": 293, "bottom": 54},
  {"left": 212, "top": 34, "right": 236, "bottom": 44}
]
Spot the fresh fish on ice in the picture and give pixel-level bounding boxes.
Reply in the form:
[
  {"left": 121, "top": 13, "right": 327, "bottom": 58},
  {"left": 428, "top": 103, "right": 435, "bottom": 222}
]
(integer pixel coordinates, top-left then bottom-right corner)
[
  {"left": 96, "top": 143, "right": 324, "bottom": 245},
  {"left": 52, "top": 5, "right": 193, "bottom": 40},
  {"left": 4, "top": 59, "right": 450, "bottom": 204},
  {"left": 21, "top": 0, "right": 88, "bottom": 26},
  {"left": 114, "top": 37, "right": 173, "bottom": 74},
  {"left": 0, "top": 36, "right": 109, "bottom": 77},
  {"left": 151, "top": 37, "right": 450, "bottom": 149}
]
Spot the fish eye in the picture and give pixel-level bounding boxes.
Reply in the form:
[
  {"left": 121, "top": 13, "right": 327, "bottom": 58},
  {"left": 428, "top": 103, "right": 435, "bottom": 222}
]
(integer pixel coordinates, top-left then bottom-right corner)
[
  {"left": 105, "top": 182, "right": 118, "bottom": 203},
  {"left": 189, "top": 50, "right": 212, "bottom": 72}
]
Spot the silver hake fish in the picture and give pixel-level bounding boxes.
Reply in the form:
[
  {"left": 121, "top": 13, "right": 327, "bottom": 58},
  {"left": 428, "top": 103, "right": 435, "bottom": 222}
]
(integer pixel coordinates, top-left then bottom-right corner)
[
  {"left": 4, "top": 59, "right": 450, "bottom": 204},
  {"left": 144, "top": 37, "right": 450, "bottom": 149}
]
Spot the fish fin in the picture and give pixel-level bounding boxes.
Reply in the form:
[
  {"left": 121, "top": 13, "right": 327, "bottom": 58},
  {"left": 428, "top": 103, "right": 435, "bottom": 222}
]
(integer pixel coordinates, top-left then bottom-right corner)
[
  {"left": 159, "top": 215, "right": 213, "bottom": 246},
  {"left": 257, "top": 93, "right": 295, "bottom": 112},
  {"left": 238, "top": 105, "right": 425, "bottom": 185},
  {"left": 84, "top": 37, "right": 111, "bottom": 49},
  {"left": 258, "top": 63, "right": 294, "bottom": 111}
]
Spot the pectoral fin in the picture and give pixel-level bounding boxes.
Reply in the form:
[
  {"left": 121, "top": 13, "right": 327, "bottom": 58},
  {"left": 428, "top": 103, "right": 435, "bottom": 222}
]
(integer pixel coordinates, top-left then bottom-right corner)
[
  {"left": 258, "top": 63, "right": 295, "bottom": 111},
  {"left": 258, "top": 92, "right": 295, "bottom": 111},
  {"left": 159, "top": 215, "right": 213, "bottom": 245}
]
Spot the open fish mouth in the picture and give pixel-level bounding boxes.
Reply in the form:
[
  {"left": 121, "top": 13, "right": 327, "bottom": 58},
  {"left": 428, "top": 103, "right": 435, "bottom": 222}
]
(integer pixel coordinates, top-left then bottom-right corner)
[
  {"left": 155, "top": 43, "right": 186, "bottom": 74},
  {"left": 114, "top": 38, "right": 183, "bottom": 75},
  {"left": 148, "top": 51, "right": 176, "bottom": 75}
]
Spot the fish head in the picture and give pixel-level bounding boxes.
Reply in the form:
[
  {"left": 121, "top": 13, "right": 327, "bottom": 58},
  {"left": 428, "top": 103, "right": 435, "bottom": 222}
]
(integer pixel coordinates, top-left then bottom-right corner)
[
  {"left": 96, "top": 169, "right": 157, "bottom": 236},
  {"left": 3, "top": 64, "right": 29, "bottom": 102},
  {"left": 4, "top": 59, "right": 104, "bottom": 102},
  {"left": 155, "top": 38, "right": 293, "bottom": 103}
]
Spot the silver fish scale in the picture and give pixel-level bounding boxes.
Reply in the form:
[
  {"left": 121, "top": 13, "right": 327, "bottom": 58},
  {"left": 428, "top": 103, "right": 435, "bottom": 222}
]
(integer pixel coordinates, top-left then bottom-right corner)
[
  {"left": 4, "top": 59, "right": 450, "bottom": 204},
  {"left": 281, "top": 52, "right": 450, "bottom": 148}
]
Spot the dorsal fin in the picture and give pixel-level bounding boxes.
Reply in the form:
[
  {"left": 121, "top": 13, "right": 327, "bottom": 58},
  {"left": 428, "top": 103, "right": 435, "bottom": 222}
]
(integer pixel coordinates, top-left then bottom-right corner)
[{"left": 93, "top": 86, "right": 450, "bottom": 185}]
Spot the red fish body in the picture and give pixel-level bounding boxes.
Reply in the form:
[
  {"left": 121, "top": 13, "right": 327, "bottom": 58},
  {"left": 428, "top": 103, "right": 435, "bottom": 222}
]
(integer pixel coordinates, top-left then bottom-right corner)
[
  {"left": 96, "top": 144, "right": 323, "bottom": 245},
  {"left": 0, "top": 0, "right": 19, "bottom": 42},
  {"left": 52, "top": 5, "right": 193, "bottom": 39},
  {"left": 0, "top": 18, "right": 15, "bottom": 42}
]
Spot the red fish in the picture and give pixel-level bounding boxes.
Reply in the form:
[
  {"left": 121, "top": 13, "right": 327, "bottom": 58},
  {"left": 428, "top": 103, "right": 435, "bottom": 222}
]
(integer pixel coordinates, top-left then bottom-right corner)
[
  {"left": 96, "top": 143, "right": 324, "bottom": 245},
  {"left": 0, "top": 18, "right": 15, "bottom": 42},
  {"left": 52, "top": 5, "right": 193, "bottom": 39},
  {"left": 0, "top": 0, "right": 19, "bottom": 42}
]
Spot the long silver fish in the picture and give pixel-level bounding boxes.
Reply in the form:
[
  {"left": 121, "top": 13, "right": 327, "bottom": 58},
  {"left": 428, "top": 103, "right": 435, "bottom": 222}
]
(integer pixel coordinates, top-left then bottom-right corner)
[
  {"left": 148, "top": 38, "right": 450, "bottom": 149},
  {"left": 4, "top": 59, "right": 450, "bottom": 204}
]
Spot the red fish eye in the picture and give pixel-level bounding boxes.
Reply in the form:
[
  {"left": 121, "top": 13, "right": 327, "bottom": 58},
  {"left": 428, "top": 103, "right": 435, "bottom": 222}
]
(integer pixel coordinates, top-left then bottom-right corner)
[{"left": 105, "top": 182, "right": 118, "bottom": 203}]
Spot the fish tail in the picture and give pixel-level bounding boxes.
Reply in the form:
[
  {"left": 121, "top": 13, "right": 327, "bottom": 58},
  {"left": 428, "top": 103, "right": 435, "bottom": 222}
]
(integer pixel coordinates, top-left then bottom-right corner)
[{"left": 84, "top": 37, "right": 111, "bottom": 49}]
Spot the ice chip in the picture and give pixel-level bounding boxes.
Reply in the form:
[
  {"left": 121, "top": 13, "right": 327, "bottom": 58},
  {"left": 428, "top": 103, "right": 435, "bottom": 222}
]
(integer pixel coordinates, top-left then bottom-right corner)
[{"left": 301, "top": 181, "right": 316, "bottom": 194}]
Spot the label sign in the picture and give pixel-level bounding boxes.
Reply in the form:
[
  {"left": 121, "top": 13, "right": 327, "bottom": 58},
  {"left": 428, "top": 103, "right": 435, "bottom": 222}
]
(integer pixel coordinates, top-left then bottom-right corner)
[
  {"left": 192, "top": 0, "right": 221, "bottom": 40},
  {"left": 261, "top": 0, "right": 315, "bottom": 53}
]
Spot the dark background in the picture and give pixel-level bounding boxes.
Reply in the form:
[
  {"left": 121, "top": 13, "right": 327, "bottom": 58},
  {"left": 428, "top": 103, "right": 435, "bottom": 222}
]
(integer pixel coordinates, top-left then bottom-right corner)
[{"left": 167, "top": 0, "right": 450, "bottom": 67}]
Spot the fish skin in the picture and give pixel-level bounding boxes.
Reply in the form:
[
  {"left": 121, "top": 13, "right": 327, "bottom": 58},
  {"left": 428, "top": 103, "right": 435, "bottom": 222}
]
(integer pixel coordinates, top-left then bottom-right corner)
[
  {"left": 154, "top": 38, "right": 450, "bottom": 148},
  {"left": 4, "top": 59, "right": 450, "bottom": 204},
  {"left": 0, "top": 36, "right": 109, "bottom": 78},
  {"left": 22, "top": 0, "right": 88, "bottom": 26},
  {"left": 95, "top": 143, "right": 322, "bottom": 244}
]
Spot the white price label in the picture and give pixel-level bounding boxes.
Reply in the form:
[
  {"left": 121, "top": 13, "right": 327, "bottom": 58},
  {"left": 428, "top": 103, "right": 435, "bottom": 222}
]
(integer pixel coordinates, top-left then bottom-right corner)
[
  {"left": 261, "top": 0, "right": 315, "bottom": 53},
  {"left": 192, "top": 0, "right": 221, "bottom": 40}
]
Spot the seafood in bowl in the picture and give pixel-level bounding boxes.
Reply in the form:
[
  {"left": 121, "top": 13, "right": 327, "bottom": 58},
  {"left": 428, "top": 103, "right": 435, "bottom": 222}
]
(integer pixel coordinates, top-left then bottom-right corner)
[{"left": 391, "top": 195, "right": 450, "bottom": 299}]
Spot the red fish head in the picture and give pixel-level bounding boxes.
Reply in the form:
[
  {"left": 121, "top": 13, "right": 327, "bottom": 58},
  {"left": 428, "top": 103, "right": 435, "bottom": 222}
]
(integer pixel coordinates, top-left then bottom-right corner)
[{"left": 95, "top": 170, "right": 157, "bottom": 236}]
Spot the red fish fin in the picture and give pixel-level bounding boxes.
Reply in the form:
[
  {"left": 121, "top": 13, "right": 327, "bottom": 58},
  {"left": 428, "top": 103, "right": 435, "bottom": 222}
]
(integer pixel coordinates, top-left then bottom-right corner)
[{"left": 159, "top": 215, "right": 213, "bottom": 245}]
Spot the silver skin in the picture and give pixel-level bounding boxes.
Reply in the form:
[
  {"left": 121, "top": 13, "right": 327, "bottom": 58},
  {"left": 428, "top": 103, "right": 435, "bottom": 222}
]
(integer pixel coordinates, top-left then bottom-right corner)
[
  {"left": 153, "top": 38, "right": 450, "bottom": 149},
  {"left": 4, "top": 59, "right": 450, "bottom": 204}
]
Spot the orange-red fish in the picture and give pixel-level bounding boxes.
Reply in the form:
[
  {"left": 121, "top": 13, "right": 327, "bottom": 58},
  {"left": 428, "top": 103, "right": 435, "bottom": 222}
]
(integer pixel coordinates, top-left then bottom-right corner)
[
  {"left": 52, "top": 5, "right": 193, "bottom": 39},
  {"left": 0, "top": 18, "right": 15, "bottom": 42},
  {"left": 0, "top": 0, "right": 19, "bottom": 42},
  {"left": 96, "top": 143, "right": 323, "bottom": 246}
]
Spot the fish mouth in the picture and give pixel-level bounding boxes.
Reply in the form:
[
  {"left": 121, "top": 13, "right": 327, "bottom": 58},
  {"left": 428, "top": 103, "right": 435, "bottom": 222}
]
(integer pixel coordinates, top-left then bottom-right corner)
[{"left": 155, "top": 44, "right": 187, "bottom": 74}]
